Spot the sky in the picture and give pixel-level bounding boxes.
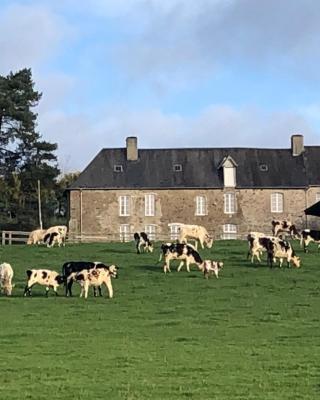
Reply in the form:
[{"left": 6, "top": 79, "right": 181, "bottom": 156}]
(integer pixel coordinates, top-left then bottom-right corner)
[{"left": 1, "top": 0, "right": 320, "bottom": 172}]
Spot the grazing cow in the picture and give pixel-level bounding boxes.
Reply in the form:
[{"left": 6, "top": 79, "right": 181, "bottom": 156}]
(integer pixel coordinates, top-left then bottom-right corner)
[
  {"left": 201, "top": 260, "right": 224, "bottom": 279},
  {"left": 43, "top": 225, "right": 68, "bottom": 247},
  {"left": 133, "top": 232, "right": 154, "bottom": 254},
  {"left": 27, "top": 229, "right": 46, "bottom": 245},
  {"left": 74, "top": 265, "right": 118, "bottom": 299},
  {"left": 300, "top": 229, "right": 320, "bottom": 253},
  {"left": 176, "top": 224, "right": 213, "bottom": 249},
  {"left": 24, "top": 269, "right": 64, "bottom": 296},
  {"left": 271, "top": 219, "right": 299, "bottom": 239},
  {"left": 247, "top": 232, "right": 275, "bottom": 263},
  {"left": 0, "top": 262, "right": 14, "bottom": 296},
  {"left": 62, "top": 261, "right": 108, "bottom": 296},
  {"left": 160, "top": 242, "right": 203, "bottom": 273}
]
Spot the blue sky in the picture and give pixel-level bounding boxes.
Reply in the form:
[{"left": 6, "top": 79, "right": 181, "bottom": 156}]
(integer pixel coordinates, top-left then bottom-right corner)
[{"left": 1, "top": 0, "right": 320, "bottom": 172}]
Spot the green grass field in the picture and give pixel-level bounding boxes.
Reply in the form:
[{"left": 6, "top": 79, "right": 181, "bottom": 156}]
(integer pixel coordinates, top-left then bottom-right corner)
[{"left": 0, "top": 240, "right": 319, "bottom": 400}]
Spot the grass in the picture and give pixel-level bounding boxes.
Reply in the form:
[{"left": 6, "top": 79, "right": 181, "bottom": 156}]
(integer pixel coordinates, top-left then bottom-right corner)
[{"left": 0, "top": 240, "right": 320, "bottom": 400}]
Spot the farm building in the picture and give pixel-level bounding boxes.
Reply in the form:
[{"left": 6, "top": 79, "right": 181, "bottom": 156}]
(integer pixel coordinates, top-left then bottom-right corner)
[{"left": 67, "top": 134, "right": 320, "bottom": 241}]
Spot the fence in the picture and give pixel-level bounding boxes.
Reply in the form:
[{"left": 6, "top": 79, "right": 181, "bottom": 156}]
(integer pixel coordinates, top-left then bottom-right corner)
[{"left": 1, "top": 231, "right": 30, "bottom": 245}]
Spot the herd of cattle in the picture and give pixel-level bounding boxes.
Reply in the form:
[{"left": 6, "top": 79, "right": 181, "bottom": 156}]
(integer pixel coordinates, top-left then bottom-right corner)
[{"left": 0, "top": 220, "right": 319, "bottom": 298}]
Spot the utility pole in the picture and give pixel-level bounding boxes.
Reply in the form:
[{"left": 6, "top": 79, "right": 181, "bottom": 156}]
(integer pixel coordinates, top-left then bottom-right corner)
[{"left": 37, "top": 180, "right": 43, "bottom": 229}]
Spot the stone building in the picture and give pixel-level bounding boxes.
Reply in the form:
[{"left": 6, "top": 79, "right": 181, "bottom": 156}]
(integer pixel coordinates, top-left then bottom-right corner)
[{"left": 67, "top": 134, "right": 320, "bottom": 241}]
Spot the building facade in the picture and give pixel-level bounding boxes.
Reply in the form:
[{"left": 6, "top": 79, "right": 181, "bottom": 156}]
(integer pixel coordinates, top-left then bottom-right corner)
[{"left": 68, "top": 135, "right": 320, "bottom": 241}]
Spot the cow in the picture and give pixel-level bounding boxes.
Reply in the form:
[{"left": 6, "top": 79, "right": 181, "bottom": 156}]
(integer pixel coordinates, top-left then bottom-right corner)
[
  {"left": 23, "top": 269, "right": 64, "bottom": 296},
  {"left": 62, "top": 261, "right": 108, "bottom": 297},
  {"left": 27, "top": 229, "right": 46, "bottom": 245},
  {"left": 133, "top": 232, "right": 154, "bottom": 254},
  {"left": 0, "top": 262, "right": 14, "bottom": 296},
  {"left": 271, "top": 219, "right": 299, "bottom": 239},
  {"left": 300, "top": 229, "right": 320, "bottom": 253},
  {"left": 201, "top": 260, "right": 224, "bottom": 279},
  {"left": 73, "top": 265, "right": 119, "bottom": 299},
  {"left": 248, "top": 235, "right": 300, "bottom": 268},
  {"left": 160, "top": 242, "right": 203, "bottom": 273},
  {"left": 176, "top": 224, "right": 213, "bottom": 250},
  {"left": 247, "top": 232, "right": 275, "bottom": 263},
  {"left": 43, "top": 225, "right": 68, "bottom": 247}
]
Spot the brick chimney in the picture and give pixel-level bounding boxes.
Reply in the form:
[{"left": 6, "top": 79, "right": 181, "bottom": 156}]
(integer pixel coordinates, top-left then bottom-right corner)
[
  {"left": 291, "top": 134, "right": 304, "bottom": 156},
  {"left": 126, "top": 136, "right": 138, "bottom": 161}
]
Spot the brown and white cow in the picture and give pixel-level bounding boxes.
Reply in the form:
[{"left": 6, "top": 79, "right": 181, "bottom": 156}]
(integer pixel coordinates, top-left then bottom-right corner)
[
  {"left": 176, "top": 224, "right": 213, "bottom": 249},
  {"left": 300, "top": 229, "right": 320, "bottom": 253},
  {"left": 160, "top": 242, "right": 204, "bottom": 273}
]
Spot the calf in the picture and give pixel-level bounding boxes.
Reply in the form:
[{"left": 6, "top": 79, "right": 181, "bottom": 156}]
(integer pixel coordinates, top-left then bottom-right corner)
[
  {"left": 43, "top": 225, "right": 68, "bottom": 247},
  {"left": 271, "top": 219, "right": 299, "bottom": 239},
  {"left": 133, "top": 232, "right": 154, "bottom": 254},
  {"left": 300, "top": 229, "right": 320, "bottom": 253},
  {"left": 247, "top": 232, "right": 274, "bottom": 263},
  {"left": 0, "top": 262, "right": 14, "bottom": 296},
  {"left": 177, "top": 224, "right": 213, "bottom": 249},
  {"left": 160, "top": 242, "right": 203, "bottom": 273},
  {"left": 27, "top": 229, "right": 46, "bottom": 245},
  {"left": 74, "top": 265, "right": 118, "bottom": 299},
  {"left": 62, "top": 261, "right": 108, "bottom": 296},
  {"left": 24, "top": 269, "right": 64, "bottom": 296},
  {"left": 201, "top": 260, "right": 224, "bottom": 279}
]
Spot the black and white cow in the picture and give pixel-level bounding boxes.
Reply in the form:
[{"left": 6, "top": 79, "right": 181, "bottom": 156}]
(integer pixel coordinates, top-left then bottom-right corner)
[
  {"left": 300, "top": 229, "right": 320, "bottom": 253},
  {"left": 62, "top": 261, "right": 108, "bottom": 296},
  {"left": 24, "top": 269, "right": 64, "bottom": 296},
  {"left": 271, "top": 219, "right": 299, "bottom": 239},
  {"left": 160, "top": 242, "right": 203, "bottom": 273},
  {"left": 133, "top": 232, "right": 154, "bottom": 254}
]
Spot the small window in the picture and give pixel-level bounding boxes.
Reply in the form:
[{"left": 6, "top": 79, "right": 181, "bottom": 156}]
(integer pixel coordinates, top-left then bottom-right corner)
[
  {"left": 119, "top": 225, "right": 130, "bottom": 242},
  {"left": 119, "top": 195, "right": 130, "bottom": 216},
  {"left": 145, "top": 225, "right": 157, "bottom": 240},
  {"left": 223, "top": 224, "right": 237, "bottom": 240},
  {"left": 168, "top": 224, "right": 181, "bottom": 240},
  {"left": 224, "top": 193, "right": 236, "bottom": 214},
  {"left": 271, "top": 193, "right": 283, "bottom": 213},
  {"left": 145, "top": 194, "right": 155, "bottom": 216},
  {"left": 195, "top": 195, "right": 207, "bottom": 216},
  {"left": 114, "top": 164, "right": 123, "bottom": 172},
  {"left": 173, "top": 164, "right": 182, "bottom": 172},
  {"left": 259, "top": 164, "right": 268, "bottom": 172}
]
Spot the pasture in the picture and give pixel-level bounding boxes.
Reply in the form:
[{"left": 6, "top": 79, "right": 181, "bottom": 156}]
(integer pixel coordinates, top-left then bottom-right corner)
[{"left": 0, "top": 240, "right": 319, "bottom": 400}]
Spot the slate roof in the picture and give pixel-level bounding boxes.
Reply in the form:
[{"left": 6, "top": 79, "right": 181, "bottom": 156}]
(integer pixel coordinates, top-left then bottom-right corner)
[{"left": 69, "top": 145, "right": 320, "bottom": 190}]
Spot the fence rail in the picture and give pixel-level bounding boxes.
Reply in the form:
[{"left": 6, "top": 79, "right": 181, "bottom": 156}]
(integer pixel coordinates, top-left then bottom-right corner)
[{"left": 1, "top": 231, "right": 30, "bottom": 245}]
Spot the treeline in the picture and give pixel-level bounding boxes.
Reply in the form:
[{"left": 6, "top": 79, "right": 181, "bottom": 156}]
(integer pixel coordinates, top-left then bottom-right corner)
[{"left": 0, "top": 68, "right": 79, "bottom": 231}]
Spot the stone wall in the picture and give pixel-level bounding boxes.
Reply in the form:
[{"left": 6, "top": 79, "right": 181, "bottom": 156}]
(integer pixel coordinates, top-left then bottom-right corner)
[{"left": 68, "top": 187, "right": 320, "bottom": 241}]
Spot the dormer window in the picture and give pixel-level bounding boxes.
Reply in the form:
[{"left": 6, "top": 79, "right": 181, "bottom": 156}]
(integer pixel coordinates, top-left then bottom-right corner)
[
  {"left": 114, "top": 164, "right": 123, "bottom": 173},
  {"left": 259, "top": 164, "right": 268, "bottom": 172},
  {"left": 173, "top": 164, "right": 182, "bottom": 172},
  {"left": 218, "top": 156, "right": 237, "bottom": 188}
]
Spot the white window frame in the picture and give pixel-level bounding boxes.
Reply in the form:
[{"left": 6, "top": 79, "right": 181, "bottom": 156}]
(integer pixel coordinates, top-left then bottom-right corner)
[
  {"left": 145, "top": 194, "right": 155, "bottom": 216},
  {"left": 168, "top": 224, "right": 181, "bottom": 240},
  {"left": 119, "top": 224, "right": 130, "bottom": 242},
  {"left": 271, "top": 193, "right": 284, "bottom": 213},
  {"left": 316, "top": 192, "right": 320, "bottom": 202},
  {"left": 195, "top": 195, "right": 207, "bottom": 216},
  {"left": 223, "top": 224, "right": 237, "bottom": 240},
  {"left": 224, "top": 193, "right": 236, "bottom": 214},
  {"left": 119, "top": 195, "right": 130, "bottom": 216},
  {"left": 144, "top": 224, "right": 157, "bottom": 240}
]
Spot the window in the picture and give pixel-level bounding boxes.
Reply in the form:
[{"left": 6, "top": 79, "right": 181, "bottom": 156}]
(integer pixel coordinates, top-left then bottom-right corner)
[
  {"left": 145, "top": 224, "right": 157, "bottom": 240},
  {"left": 224, "top": 193, "right": 236, "bottom": 214},
  {"left": 271, "top": 193, "right": 283, "bottom": 213},
  {"left": 223, "top": 224, "right": 237, "bottom": 239},
  {"left": 114, "top": 164, "right": 123, "bottom": 172},
  {"left": 173, "top": 164, "right": 182, "bottom": 172},
  {"left": 145, "top": 194, "right": 155, "bottom": 216},
  {"left": 316, "top": 192, "right": 320, "bottom": 202},
  {"left": 119, "top": 225, "right": 130, "bottom": 242},
  {"left": 168, "top": 224, "right": 180, "bottom": 240},
  {"left": 119, "top": 195, "right": 130, "bottom": 216},
  {"left": 195, "top": 195, "right": 207, "bottom": 216}
]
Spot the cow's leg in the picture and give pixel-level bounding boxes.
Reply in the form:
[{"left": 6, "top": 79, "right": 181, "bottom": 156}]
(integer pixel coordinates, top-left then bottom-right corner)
[
  {"left": 186, "top": 260, "right": 190, "bottom": 273},
  {"left": 23, "top": 285, "right": 32, "bottom": 296},
  {"left": 66, "top": 280, "right": 73, "bottom": 297},
  {"left": 84, "top": 281, "right": 89, "bottom": 299},
  {"left": 53, "top": 285, "right": 59, "bottom": 296},
  {"left": 45, "top": 286, "right": 50, "bottom": 297},
  {"left": 98, "top": 286, "right": 102, "bottom": 296},
  {"left": 177, "top": 261, "right": 184, "bottom": 272},
  {"left": 105, "top": 279, "right": 113, "bottom": 299}
]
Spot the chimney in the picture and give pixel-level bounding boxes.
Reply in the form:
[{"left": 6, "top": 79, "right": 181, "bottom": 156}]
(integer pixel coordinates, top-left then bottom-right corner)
[
  {"left": 291, "top": 134, "right": 304, "bottom": 156},
  {"left": 126, "top": 136, "right": 138, "bottom": 161}
]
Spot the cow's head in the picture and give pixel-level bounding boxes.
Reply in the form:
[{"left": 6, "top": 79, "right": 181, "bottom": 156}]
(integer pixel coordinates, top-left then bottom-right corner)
[
  {"left": 108, "top": 265, "right": 119, "bottom": 278},
  {"left": 2, "top": 282, "right": 14, "bottom": 296},
  {"left": 205, "top": 235, "right": 214, "bottom": 249},
  {"left": 291, "top": 256, "right": 301, "bottom": 268}
]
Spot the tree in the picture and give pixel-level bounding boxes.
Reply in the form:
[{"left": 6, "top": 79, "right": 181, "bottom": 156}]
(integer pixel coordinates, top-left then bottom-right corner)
[{"left": 0, "top": 68, "right": 60, "bottom": 229}]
